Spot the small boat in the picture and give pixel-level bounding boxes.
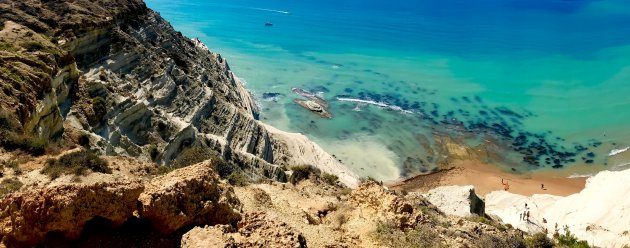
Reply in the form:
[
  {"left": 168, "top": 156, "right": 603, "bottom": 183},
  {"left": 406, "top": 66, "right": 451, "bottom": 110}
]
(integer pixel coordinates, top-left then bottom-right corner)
[{"left": 265, "top": 22, "right": 273, "bottom": 26}]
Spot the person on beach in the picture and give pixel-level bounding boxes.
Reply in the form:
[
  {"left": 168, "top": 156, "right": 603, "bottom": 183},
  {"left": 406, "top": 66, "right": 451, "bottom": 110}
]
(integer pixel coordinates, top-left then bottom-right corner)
[
  {"left": 501, "top": 178, "right": 510, "bottom": 190},
  {"left": 519, "top": 213, "right": 523, "bottom": 221},
  {"left": 541, "top": 183, "right": 544, "bottom": 189},
  {"left": 526, "top": 211, "right": 530, "bottom": 221}
]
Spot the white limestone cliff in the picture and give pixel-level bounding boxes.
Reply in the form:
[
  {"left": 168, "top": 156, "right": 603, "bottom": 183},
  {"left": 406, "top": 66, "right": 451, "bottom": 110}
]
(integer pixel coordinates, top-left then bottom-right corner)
[{"left": 486, "top": 169, "right": 630, "bottom": 248}]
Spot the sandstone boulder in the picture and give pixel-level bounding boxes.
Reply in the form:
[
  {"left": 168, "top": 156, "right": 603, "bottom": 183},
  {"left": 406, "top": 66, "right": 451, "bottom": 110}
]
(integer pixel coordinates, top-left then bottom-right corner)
[
  {"left": 138, "top": 160, "right": 242, "bottom": 234},
  {"left": 423, "top": 185, "right": 485, "bottom": 217},
  {"left": 182, "top": 212, "right": 307, "bottom": 248},
  {"left": 0, "top": 180, "right": 144, "bottom": 246},
  {"left": 350, "top": 182, "right": 431, "bottom": 229}
]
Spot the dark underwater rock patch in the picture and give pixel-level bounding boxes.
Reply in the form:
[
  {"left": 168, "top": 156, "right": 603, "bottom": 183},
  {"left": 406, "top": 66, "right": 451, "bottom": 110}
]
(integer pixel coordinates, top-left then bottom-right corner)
[{"left": 334, "top": 90, "right": 600, "bottom": 169}]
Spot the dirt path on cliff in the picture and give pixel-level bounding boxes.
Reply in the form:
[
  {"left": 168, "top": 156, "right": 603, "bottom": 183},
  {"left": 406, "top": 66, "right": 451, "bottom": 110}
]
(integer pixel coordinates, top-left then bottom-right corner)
[{"left": 388, "top": 160, "right": 587, "bottom": 197}]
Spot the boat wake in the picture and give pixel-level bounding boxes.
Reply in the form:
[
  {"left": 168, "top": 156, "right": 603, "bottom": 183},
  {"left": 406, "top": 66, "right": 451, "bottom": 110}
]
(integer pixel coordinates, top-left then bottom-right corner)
[{"left": 251, "top": 8, "right": 290, "bottom": 15}]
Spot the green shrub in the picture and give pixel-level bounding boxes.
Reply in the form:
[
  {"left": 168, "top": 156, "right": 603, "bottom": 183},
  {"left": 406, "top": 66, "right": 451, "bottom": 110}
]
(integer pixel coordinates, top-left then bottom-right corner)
[
  {"left": 42, "top": 150, "right": 110, "bottom": 179},
  {"left": 556, "top": 226, "right": 590, "bottom": 248},
  {"left": 227, "top": 171, "right": 249, "bottom": 186},
  {"left": 374, "top": 221, "right": 443, "bottom": 247},
  {"left": 476, "top": 233, "right": 526, "bottom": 248},
  {"left": 526, "top": 233, "right": 554, "bottom": 248},
  {"left": 289, "top": 165, "right": 320, "bottom": 185},
  {"left": 466, "top": 214, "right": 509, "bottom": 231},
  {"left": 170, "top": 145, "right": 215, "bottom": 169},
  {"left": 322, "top": 172, "right": 339, "bottom": 185},
  {"left": 147, "top": 144, "right": 159, "bottom": 161},
  {"left": 0, "top": 66, "right": 24, "bottom": 83},
  {"left": 0, "top": 132, "right": 47, "bottom": 156},
  {"left": 1, "top": 160, "right": 20, "bottom": 175},
  {"left": 252, "top": 188, "right": 272, "bottom": 206},
  {"left": 21, "top": 42, "right": 45, "bottom": 52},
  {"left": 0, "top": 110, "right": 19, "bottom": 130},
  {"left": 0, "top": 110, "right": 47, "bottom": 156},
  {"left": 89, "top": 96, "right": 107, "bottom": 125},
  {"left": 360, "top": 176, "right": 383, "bottom": 186},
  {"left": 0, "top": 42, "right": 17, "bottom": 52},
  {"left": 154, "top": 165, "right": 175, "bottom": 175},
  {"left": 78, "top": 133, "right": 90, "bottom": 147},
  {"left": 0, "top": 178, "right": 23, "bottom": 196}
]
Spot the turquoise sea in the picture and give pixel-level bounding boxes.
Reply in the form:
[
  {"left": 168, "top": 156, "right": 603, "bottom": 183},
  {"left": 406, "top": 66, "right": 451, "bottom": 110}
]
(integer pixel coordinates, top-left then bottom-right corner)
[{"left": 146, "top": 0, "right": 630, "bottom": 180}]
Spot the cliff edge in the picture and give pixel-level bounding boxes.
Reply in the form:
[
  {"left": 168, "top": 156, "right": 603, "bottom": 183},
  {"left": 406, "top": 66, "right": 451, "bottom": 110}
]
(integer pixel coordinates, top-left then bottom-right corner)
[{"left": 0, "top": 0, "right": 357, "bottom": 187}]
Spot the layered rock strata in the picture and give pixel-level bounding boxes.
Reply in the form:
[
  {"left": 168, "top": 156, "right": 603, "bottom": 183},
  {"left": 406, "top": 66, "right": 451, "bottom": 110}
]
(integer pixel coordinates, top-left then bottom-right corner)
[{"left": 0, "top": 0, "right": 357, "bottom": 186}]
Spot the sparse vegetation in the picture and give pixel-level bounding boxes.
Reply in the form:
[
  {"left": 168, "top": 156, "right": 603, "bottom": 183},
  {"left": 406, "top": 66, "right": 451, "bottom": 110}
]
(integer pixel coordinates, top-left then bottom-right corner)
[
  {"left": 147, "top": 144, "right": 159, "bottom": 161},
  {"left": 78, "top": 133, "right": 91, "bottom": 147},
  {"left": 252, "top": 188, "right": 272, "bottom": 206},
  {"left": 0, "top": 110, "right": 48, "bottom": 155},
  {"left": 0, "top": 66, "right": 24, "bottom": 83},
  {"left": 21, "top": 42, "right": 45, "bottom": 52},
  {"left": 1, "top": 160, "right": 20, "bottom": 175},
  {"left": 322, "top": 172, "right": 339, "bottom": 185},
  {"left": 289, "top": 164, "right": 320, "bottom": 185},
  {"left": 0, "top": 42, "right": 17, "bottom": 52},
  {"left": 0, "top": 132, "right": 47, "bottom": 156},
  {"left": 374, "top": 221, "right": 443, "bottom": 247},
  {"left": 89, "top": 96, "right": 107, "bottom": 125},
  {"left": 0, "top": 178, "right": 23, "bottom": 196},
  {"left": 360, "top": 176, "right": 383, "bottom": 186},
  {"left": 475, "top": 233, "right": 527, "bottom": 248},
  {"left": 466, "top": 214, "right": 508, "bottom": 231},
  {"left": 227, "top": 170, "right": 250, "bottom": 186},
  {"left": 42, "top": 150, "right": 110, "bottom": 179},
  {"left": 153, "top": 165, "right": 176, "bottom": 175},
  {"left": 526, "top": 232, "right": 554, "bottom": 248},
  {"left": 170, "top": 144, "right": 215, "bottom": 169},
  {"left": 555, "top": 226, "right": 590, "bottom": 248}
]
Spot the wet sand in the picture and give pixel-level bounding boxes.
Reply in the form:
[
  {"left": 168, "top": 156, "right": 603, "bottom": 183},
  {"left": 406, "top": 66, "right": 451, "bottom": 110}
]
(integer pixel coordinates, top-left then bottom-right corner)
[{"left": 387, "top": 160, "right": 587, "bottom": 197}]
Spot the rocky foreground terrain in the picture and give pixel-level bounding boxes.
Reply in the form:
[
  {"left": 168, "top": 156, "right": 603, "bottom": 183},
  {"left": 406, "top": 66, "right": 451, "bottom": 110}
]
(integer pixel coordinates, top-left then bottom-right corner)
[
  {"left": 0, "top": 0, "right": 625, "bottom": 247},
  {"left": 1, "top": 152, "right": 528, "bottom": 247}
]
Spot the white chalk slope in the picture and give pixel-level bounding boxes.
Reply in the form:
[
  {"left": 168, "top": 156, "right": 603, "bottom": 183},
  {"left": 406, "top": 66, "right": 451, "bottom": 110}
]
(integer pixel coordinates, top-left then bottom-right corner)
[{"left": 486, "top": 169, "right": 630, "bottom": 248}]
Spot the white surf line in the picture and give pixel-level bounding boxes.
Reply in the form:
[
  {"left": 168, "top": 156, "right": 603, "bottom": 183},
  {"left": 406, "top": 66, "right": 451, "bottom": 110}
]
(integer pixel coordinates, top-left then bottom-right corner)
[
  {"left": 608, "top": 146, "right": 629, "bottom": 156},
  {"left": 567, "top": 173, "right": 594, "bottom": 179},
  {"left": 250, "top": 7, "right": 290, "bottom": 14},
  {"left": 336, "top": 97, "right": 413, "bottom": 114}
]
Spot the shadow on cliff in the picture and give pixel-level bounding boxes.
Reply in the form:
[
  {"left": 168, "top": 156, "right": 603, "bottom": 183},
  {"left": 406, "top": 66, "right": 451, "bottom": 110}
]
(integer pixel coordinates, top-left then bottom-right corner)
[{"left": 43, "top": 217, "right": 189, "bottom": 248}]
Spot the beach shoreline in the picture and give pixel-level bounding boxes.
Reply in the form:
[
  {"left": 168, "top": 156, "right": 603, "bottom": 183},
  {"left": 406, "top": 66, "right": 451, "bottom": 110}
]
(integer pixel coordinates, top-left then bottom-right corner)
[{"left": 387, "top": 159, "right": 588, "bottom": 197}]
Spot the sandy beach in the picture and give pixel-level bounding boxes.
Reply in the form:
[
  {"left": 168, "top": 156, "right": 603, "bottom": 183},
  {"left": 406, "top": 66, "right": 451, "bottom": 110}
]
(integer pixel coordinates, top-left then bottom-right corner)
[{"left": 388, "top": 160, "right": 587, "bottom": 197}]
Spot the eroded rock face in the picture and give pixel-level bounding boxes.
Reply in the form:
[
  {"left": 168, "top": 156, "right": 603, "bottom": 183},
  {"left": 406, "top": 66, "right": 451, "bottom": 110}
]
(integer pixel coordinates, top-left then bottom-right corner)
[
  {"left": 350, "top": 181, "right": 432, "bottom": 229},
  {"left": 0, "top": 180, "right": 144, "bottom": 246},
  {"left": 181, "top": 212, "right": 307, "bottom": 248},
  {"left": 138, "top": 160, "right": 242, "bottom": 234},
  {"left": 0, "top": 0, "right": 354, "bottom": 186},
  {"left": 423, "top": 185, "right": 485, "bottom": 217}
]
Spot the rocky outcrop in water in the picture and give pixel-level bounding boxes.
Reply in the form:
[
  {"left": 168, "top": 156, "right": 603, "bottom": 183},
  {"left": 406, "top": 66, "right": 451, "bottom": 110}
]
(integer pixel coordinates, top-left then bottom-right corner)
[{"left": 292, "top": 88, "right": 332, "bottom": 118}]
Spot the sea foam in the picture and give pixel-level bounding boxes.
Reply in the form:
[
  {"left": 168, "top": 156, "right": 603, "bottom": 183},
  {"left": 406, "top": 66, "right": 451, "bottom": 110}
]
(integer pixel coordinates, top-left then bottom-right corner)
[
  {"left": 336, "top": 97, "right": 413, "bottom": 114},
  {"left": 608, "top": 147, "right": 629, "bottom": 156}
]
